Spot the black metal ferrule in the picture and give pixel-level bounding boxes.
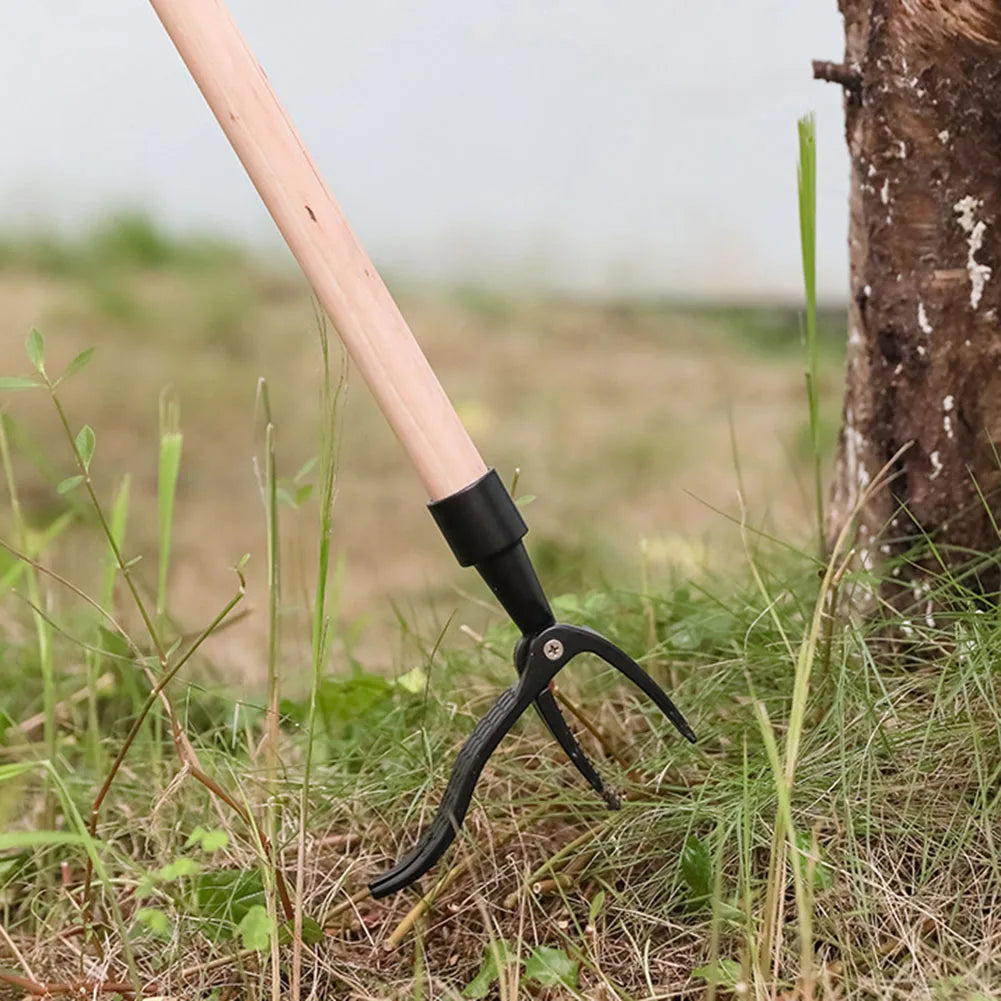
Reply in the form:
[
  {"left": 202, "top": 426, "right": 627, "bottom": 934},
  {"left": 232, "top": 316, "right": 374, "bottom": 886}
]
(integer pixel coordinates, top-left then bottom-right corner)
[{"left": 429, "top": 469, "right": 555, "bottom": 637}]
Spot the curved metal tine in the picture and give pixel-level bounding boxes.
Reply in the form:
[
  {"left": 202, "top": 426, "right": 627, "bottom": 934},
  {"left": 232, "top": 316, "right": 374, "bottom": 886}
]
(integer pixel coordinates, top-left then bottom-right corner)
[
  {"left": 369, "top": 675, "right": 538, "bottom": 898},
  {"left": 565, "top": 625, "right": 697, "bottom": 744},
  {"left": 532, "top": 689, "right": 620, "bottom": 809},
  {"left": 514, "top": 638, "right": 616, "bottom": 806}
]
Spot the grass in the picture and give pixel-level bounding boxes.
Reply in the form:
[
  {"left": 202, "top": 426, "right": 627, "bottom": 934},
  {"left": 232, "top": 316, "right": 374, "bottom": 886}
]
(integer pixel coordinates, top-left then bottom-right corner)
[{"left": 1, "top": 217, "right": 1000, "bottom": 999}]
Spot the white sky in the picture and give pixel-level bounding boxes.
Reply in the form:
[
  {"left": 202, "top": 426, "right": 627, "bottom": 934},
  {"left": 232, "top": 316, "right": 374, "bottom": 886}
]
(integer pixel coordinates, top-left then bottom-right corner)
[{"left": 1, "top": 1, "right": 848, "bottom": 298}]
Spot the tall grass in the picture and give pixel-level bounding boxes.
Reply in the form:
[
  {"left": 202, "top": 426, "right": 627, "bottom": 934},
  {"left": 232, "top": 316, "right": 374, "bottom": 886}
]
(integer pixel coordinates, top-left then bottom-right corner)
[
  {"left": 292, "top": 321, "right": 343, "bottom": 998},
  {"left": 798, "top": 113, "right": 825, "bottom": 560}
]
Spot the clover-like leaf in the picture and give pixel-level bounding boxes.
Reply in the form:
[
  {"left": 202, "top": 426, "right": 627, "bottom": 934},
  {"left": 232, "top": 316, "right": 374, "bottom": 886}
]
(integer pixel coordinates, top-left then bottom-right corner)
[
  {"left": 463, "top": 939, "right": 515, "bottom": 999},
  {"left": 76, "top": 425, "right": 96, "bottom": 472},
  {"left": 692, "top": 959, "right": 741, "bottom": 988},
  {"left": 278, "top": 915, "right": 324, "bottom": 946},
  {"left": 135, "top": 907, "right": 171, "bottom": 939},
  {"left": 61, "top": 347, "right": 95, "bottom": 382},
  {"left": 157, "top": 857, "right": 201, "bottom": 881},
  {"left": 238, "top": 904, "right": 274, "bottom": 951},
  {"left": 524, "top": 945, "right": 578, "bottom": 989},
  {"left": 0, "top": 377, "right": 41, "bottom": 391},
  {"left": 56, "top": 475, "right": 84, "bottom": 495},
  {"left": 25, "top": 329, "right": 44, "bottom": 372}
]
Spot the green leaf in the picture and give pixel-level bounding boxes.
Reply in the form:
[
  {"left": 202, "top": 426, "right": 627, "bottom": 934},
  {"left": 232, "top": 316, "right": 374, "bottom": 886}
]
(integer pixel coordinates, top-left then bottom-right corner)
[
  {"left": 238, "top": 904, "right": 273, "bottom": 951},
  {"left": 201, "top": 830, "right": 229, "bottom": 853},
  {"left": 463, "top": 939, "right": 514, "bottom": 998},
  {"left": 0, "top": 377, "right": 41, "bottom": 391},
  {"left": 135, "top": 907, "right": 170, "bottom": 938},
  {"left": 278, "top": 915, "right": 324, "bottom": 946},
  {"left": 185, "top": 826, "right": 228, "bottom": 853},
  {"left": 25, "top": 329, "right": 44, "bottom": 372},
  {"left": 796, "top": 830, "right": 833, "bottom": 890},
  {"left": 524, "top": 946, "right": 578, "bottom": 989},
  {"left": 61, "top": 347, "right": 95, "bottom": 382},
  {"left": 157, "top": 419, "right": 183, "bottom": 616},
  {"left": 185, "top": 826, "right": 207, "bottom": 849},
  {"left": 56, "top": 475, "right": 84, "bottom": 495},
  {"left": 194, "top": 868, "right": 265, "bottom": 939},
  {"left": 395, "top": 666, "right": 426, "bottom": 694},
  {"left": 294, "top": 456, "right": 317, "bottom": 482},
  {"left": 692, "top": 959, "right": 741, "bottom": 988},
  {"left": 134, "top": 874, "right": 156, "bottom": 900},
  {"left": 157, "top": 857, "right": 201, "bottom": 881},
  {"left": 588, "top": 889, "right": 606, "bottom": 925},
  {"left": 681, "top": 835, "right": 712, "bottom": 902},
  {"left": 76, "top": 425, "right": 96, "bottom": 472}
]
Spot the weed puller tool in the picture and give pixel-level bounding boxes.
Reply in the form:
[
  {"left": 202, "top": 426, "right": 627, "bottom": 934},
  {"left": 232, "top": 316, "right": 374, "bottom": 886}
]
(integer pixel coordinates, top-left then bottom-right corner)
[{"left": 149, "top": 0, "right": 696, "bottom": 898}]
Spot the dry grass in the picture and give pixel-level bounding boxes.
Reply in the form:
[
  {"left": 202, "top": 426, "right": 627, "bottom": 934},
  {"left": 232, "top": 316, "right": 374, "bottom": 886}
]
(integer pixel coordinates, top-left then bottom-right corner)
[
  {"left": 5, "top": 570, "right": 1001, "bottom": 1000},
  {"left": 11, "top": 226, "right": 1001, "bottom": 999}
]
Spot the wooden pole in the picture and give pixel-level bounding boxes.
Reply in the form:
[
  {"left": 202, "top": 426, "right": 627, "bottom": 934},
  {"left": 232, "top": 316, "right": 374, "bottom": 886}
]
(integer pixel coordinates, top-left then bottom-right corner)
[{"left": 147, "top": 0, "right": 487, "bottom": 501}]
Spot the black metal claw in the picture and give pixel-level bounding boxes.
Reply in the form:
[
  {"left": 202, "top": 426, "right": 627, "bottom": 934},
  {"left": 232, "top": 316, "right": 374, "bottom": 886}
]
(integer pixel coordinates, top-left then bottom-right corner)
[
  {"left": 532, "top": 688, "right": 620, "bottom": 809},
  {"left": 369, "top": 470, "right": 696, "bottom": 899},
  {"left": 514, "top": 633, "right": 619, "bottom": 808},
  {"left": 369, "top": 623, "right": 695, "bottom": 899}
]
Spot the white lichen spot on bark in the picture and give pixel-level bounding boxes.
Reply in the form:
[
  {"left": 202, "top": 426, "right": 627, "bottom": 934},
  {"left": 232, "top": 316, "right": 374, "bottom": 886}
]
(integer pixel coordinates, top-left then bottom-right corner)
[
  {"left": 938, "top": 129, "right": 950, "bottom": 143},
  {"left": 917, "top": 301, "right": 933, "bottom": 333},
  {"left": 841, "top": 407, "right": 871, "bottom": 504},
  {"left": 954, "top": 195, "right": 993, "bottom": 309},
  {"left": 943, "top": 395, "right": 955, "bottom": 439},
  {"left": 930, "top": 450, "right": 943, "bottom": 479},
  {"left": 880, "top": 178, "right": 890, "bottom": 205}
]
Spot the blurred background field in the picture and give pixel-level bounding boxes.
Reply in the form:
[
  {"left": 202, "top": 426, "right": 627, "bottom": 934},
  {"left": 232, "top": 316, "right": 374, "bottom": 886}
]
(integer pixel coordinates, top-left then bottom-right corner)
[{"left": 0, "top": 215, "right": 845, "bottom": 687}]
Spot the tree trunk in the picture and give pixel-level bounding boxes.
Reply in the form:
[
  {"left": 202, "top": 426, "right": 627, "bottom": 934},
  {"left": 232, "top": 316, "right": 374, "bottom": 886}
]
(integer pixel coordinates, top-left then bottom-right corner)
[{"left": 825, "top": 0, "right": 1001, "bottom": 603}]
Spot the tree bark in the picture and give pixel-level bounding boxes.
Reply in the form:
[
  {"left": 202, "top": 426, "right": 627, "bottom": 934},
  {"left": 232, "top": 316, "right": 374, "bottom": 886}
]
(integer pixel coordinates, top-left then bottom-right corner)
[{"left": 828, "top": 0, "right": 1001, "bottom": 600}]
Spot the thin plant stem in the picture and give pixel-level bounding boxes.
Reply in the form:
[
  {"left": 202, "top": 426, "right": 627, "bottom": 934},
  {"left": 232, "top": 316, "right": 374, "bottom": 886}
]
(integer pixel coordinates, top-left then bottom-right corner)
[
  {"left": 47, "top": 389, "right": 168, "bottom": 666},
  {"left": 293, "top": 322, "right": 343, "bottom": 996},
  {"left": 256, "top": 379, "right": 282, "bottom": 1001},
  {"left": 81, "top": 570, "right": 247, "bottom": 912}
]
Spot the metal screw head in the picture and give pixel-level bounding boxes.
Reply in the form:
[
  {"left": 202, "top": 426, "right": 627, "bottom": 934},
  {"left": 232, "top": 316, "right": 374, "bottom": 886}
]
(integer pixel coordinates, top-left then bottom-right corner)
[{"left": 543, "top": 638, "right": 564, "bottom": 661}]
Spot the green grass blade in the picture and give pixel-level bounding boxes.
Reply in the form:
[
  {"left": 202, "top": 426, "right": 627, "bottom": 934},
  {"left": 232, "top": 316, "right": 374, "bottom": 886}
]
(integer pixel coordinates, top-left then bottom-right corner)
[
  {"left": 797, "top": 112, "right": 824, "bottom": 560},
  {"left": 157, "top": 395, "right": 183, "bottom": 625}
]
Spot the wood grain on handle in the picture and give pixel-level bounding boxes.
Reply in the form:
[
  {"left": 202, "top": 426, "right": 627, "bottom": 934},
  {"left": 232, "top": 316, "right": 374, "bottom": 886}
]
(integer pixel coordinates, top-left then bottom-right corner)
[{"left": 148, "top": 0, "right": 487, "bottom": 501}]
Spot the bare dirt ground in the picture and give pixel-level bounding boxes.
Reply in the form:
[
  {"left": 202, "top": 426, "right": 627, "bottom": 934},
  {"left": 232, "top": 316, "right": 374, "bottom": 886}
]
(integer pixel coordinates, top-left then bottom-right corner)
[{"left": 0, "top": 256, "right": 843, "bottom": 688}]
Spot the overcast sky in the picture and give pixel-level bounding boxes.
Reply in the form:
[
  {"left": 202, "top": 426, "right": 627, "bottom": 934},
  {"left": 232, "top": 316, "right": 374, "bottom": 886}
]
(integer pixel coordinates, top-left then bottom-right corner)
[{"left": 1, "top": 2, "right": 848, "bottom": 298}]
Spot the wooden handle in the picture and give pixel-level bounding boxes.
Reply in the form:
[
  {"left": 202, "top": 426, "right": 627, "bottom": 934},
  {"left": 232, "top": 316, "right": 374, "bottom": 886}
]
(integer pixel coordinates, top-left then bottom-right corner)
[{"left": 148, "top": 0, "right": 487, "bottom": 501}]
